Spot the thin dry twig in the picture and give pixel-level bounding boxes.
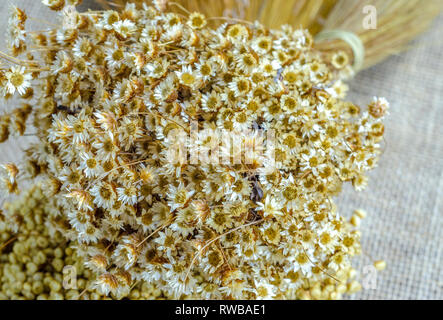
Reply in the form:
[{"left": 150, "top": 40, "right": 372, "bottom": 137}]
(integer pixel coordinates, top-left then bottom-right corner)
[{"left": 184, "top": 218, "right": 264, "bottom": 283}]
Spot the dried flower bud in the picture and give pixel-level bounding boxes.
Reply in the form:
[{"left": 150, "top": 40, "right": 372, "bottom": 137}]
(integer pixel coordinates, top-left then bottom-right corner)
[
  {"left": 374, "top": 260, "right": 387, "bottom": 271},
  {"left": 369, "top": 97, "right": 389, "bottom": 118},
  {"left": 42, "top": 0, "right": 66, "bottom": 11}
]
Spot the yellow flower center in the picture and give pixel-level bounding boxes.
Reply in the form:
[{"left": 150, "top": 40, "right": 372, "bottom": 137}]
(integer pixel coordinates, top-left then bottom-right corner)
[{"left": 10, "top": 73, "right": 24, "bottom": 87}]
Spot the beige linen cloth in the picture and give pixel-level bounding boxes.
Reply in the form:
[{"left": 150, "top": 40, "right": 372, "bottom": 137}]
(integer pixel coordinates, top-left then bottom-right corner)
[{"left": 0, "top": 0, "right": 441, "bottom": 300}]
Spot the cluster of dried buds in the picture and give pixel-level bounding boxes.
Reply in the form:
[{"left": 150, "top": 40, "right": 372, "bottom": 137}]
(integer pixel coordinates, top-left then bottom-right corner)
[{"left": 0, "top": 185, "right": 164, "bottom": 299}]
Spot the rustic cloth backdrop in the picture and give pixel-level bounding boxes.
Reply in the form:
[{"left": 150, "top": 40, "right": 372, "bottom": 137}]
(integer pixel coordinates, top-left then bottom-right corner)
[{"left": 0, "top": 0, "right": 441, "bottom": 300}]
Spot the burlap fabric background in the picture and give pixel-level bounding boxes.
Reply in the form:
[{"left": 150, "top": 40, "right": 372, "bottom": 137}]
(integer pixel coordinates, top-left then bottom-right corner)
[{"left": 0, "top": 1, "right": 441, "bottom": 300}]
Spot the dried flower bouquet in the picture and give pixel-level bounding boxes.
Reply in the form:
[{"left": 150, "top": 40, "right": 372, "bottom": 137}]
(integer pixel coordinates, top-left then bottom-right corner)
[{"left": 0, "top": 1, "right": 389, "bottom": 299}]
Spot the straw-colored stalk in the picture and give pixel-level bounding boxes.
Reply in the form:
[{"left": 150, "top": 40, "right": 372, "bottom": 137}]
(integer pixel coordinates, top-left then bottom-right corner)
[
  {"left": 97, "top": 0, "right": 442, "bottom": 70},
  {"left": 96, "top": 0, "right": 336, "bottom": 31},
  {"left": 316, "top": 0, "right": 443, "bottom": 69}
]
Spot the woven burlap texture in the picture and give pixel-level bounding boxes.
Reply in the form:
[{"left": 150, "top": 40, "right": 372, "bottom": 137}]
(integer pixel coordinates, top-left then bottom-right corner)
[{"left": 0, "top": 1, "right": 441, "bottom": 300}]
